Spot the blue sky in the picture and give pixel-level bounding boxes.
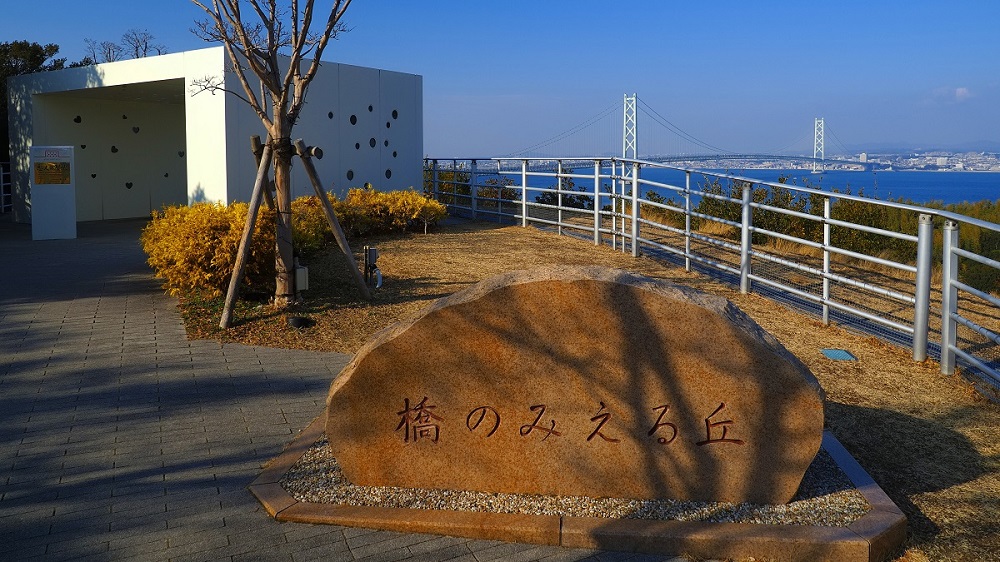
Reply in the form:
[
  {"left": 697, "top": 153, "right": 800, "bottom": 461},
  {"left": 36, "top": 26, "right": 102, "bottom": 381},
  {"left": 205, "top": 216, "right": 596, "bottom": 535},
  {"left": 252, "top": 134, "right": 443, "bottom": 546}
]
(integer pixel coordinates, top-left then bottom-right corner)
[{"left": 5, "top": 1, "right": 999, "bottom": 156}]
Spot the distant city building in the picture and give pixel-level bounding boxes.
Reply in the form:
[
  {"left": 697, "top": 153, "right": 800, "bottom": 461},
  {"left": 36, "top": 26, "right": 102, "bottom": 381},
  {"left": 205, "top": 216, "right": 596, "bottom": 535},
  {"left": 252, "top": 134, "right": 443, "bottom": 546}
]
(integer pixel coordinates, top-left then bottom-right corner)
[
  {"left": 859, "top": 152, "right": 868, "bottom": 163},
  {"left": 937, "top": 157, "right": 949, "bottom": 167}
]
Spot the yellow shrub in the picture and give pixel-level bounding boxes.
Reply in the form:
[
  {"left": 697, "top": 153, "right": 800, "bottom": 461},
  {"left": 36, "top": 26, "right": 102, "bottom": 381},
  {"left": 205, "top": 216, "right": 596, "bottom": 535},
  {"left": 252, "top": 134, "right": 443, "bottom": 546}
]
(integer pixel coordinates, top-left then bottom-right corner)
[
  {"left": 387, "top": 189, "right": 447, "bottom": 233},
  {"left": 142, "top": 188, "right": 447, "bottom": 297},
  {"left": 141, "top": 202, "right": 275, "bottom": 297},
  {"left": 291, "top": 196, "right": 332, "bottom": 255},
  {"left": 327, "top": 187, "right": 447, "bottom": 236}
]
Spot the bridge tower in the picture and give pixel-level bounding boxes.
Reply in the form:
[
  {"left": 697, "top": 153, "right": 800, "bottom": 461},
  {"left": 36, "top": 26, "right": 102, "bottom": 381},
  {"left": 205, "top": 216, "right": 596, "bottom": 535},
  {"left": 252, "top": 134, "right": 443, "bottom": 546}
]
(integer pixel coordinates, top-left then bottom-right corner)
[
  {"left": 623, "top": 93, "right": 637, "bottom": 159},
  {"left": 813, "top": 117, "right": 825, "bottom": 173}
]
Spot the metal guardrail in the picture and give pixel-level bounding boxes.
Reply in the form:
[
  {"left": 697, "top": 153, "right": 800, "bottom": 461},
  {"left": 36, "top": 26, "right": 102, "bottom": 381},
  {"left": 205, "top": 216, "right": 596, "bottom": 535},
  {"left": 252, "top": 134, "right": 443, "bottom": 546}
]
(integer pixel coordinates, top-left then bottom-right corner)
[
  {"left": 1, "top": 162, "right": 11, "bottom": 214},
  {"left": 424, "top": 157, "right": 1000, "bottom": 393}
]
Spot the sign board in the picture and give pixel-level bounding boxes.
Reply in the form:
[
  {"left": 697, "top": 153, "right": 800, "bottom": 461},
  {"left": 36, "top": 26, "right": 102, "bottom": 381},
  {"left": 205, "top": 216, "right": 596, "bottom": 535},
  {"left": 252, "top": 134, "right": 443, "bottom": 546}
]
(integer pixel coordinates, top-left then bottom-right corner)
[
  {"left": 326, "top": 267, "right": 825, "bottom": 504},
  {"left": 30, "top": 146, "right": 76, "bottom": 240}
]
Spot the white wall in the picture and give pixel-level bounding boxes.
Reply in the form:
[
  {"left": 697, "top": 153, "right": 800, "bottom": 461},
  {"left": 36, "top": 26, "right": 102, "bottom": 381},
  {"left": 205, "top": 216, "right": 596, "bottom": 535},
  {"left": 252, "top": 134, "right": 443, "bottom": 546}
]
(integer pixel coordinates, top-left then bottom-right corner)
[
  {"left": 8, "top": 46, "right": 423, "bottom": 223},
  {"left": 226, "top": 59, "right": 423, "bottom": 204},
  {"left": 184, "top": 48, "right": 230, "bottom": 205},
  {"left": 31, "top": 91, "right": 186, "bottom": 221},
  {"left": 379, "top": 69, "right": 423, "bottom": 191},
  {"left": 8, "top": 49, "right": 222, "bottom": 222}
]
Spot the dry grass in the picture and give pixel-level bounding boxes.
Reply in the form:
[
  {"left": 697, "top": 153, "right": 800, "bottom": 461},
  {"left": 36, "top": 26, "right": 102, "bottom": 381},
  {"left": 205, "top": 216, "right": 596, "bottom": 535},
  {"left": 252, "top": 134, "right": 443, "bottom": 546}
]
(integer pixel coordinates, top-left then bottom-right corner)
[{"left": 179, "top": 220, "right": 999, "bottom": 561}]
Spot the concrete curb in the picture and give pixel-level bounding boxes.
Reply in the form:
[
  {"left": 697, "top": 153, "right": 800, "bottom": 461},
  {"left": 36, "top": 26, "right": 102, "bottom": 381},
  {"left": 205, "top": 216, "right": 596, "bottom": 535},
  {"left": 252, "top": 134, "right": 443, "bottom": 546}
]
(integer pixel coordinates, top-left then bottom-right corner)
[{"left": 251, "top": 413, "right": 906, "bottom": 561}]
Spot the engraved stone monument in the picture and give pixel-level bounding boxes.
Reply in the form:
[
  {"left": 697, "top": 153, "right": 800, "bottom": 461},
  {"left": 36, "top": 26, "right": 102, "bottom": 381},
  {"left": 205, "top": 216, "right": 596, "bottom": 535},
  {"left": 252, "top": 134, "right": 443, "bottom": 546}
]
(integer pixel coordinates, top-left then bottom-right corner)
[{"left": 325, "top": 266, "right": 825, "bottom": 504}]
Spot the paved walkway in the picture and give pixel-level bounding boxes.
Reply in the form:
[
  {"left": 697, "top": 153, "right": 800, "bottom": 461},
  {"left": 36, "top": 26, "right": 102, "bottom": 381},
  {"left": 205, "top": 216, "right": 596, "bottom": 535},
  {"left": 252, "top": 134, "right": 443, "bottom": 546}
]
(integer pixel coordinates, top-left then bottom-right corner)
[{"left": 0, "top": 218, "right": 683, "bottom": 561}]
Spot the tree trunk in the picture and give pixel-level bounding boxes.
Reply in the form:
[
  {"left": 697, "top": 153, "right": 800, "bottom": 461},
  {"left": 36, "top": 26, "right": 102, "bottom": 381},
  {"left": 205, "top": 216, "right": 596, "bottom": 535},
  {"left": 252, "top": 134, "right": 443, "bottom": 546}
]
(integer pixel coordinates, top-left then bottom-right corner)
[{"left": 272, "top": 136, "right": 295, "bottom": 307}]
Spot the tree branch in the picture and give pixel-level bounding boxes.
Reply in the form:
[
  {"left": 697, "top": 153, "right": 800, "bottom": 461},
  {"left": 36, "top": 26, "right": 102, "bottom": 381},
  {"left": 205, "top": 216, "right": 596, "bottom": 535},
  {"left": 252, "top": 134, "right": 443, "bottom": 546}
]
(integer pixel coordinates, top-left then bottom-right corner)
[
  {"left": 191, "top": 0, "right": 272, "bottom": 128},
  {"left": 189, "top": 74, "right": 255, "bottom": 107},
  {"left": 287, "top": 0, "right": 351, "bottom": 122}
]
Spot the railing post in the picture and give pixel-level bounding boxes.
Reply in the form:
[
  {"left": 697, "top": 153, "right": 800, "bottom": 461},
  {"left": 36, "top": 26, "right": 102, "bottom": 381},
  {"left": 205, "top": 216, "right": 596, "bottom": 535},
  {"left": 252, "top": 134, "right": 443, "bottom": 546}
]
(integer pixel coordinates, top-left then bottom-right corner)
[
  {"left": 593, "top": 159, "right": 601, "bottom": 245},
  {"left": 520, "top": 159, "right": 528, "bottom": 227},
  {"left": 940, "top": 220, "right": 959, "bottom": 375},
  {"left": 822, "top": 197, "right": 831, "bottom": 325},
  {"left": 617, "top": 160, "right": 624, "bottom": 252},
  {"left": 739, "top": 182, "right": 752, "bottom": 294},
  {"left": 684, "top": 171, "right": 691, "bottom": 272},
  {"left": 631, "top": 162, "right": 639, "bottom": 257},
  {"left": 557, "top": 160, "right": 563, "bottom": 235},
  {"left": 912, "top": 214, "right": 934, "bottom": 361},
  {"left": 611, "top": 160, "right": 619, "bottom": 251},
  {"left": 618, "top": 160, "right": 624, "bottom": 252},
  {"left": 432, "top": 159, "right": 439, "bottom": 202},
  {"left": 470, "top": 159, "right": 478, "bottom": 219}
]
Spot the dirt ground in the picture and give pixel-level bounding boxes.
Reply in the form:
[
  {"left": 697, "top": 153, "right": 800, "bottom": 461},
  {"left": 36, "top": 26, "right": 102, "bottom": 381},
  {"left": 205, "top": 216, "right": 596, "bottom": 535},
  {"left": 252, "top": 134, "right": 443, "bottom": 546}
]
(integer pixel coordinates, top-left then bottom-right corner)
[{"left": 180, "top": 220, "right": 1000, "bottom": 561}]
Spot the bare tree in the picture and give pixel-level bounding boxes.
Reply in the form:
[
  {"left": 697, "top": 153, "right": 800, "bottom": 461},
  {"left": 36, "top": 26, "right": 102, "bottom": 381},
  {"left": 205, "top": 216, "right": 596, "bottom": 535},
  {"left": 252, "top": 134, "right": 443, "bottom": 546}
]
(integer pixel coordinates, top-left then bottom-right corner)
[
  {"left": 190, "top": 0, "right": 352, "bottom": 306},
  {"left": 121, "top": 29, "right": 167, "bottom": 58},
  {"left": 84, "top": 38, "right": 124, "bottom": 63},
  {"left": 84, "top": 30, "right": 166, "bottom": 64}
]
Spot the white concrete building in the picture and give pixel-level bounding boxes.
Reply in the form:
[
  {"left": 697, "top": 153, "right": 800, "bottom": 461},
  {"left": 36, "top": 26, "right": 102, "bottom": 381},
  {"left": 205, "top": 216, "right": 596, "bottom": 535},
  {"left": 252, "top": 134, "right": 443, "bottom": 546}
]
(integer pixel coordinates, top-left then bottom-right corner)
[{"left": 6, "top": 46, "right": 423, "bottom": 224}]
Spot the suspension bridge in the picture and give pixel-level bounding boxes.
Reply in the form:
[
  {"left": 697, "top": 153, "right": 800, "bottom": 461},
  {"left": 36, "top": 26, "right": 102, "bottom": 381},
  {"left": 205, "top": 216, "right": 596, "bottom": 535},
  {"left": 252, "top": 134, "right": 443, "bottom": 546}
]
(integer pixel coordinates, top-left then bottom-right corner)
[
  {"left": 502, "top": 94, "right": 872, "bottom": 171},
  {"left": 424, "top": 95, "right": 1000, "bottom": 392}
]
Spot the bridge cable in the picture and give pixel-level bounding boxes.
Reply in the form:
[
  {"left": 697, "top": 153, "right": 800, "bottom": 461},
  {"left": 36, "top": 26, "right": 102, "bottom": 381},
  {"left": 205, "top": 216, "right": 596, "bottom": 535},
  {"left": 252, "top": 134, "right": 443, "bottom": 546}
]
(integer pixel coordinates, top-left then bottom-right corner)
[
  {"left": 765, "top": 130, "right": 814, "bottom": 156},
  {"left": 637, "top": 99, "right": 736, "bottom": 155},
  {"left": 503, "top": 102, "right": 619, "bottom": 158},
  {"left": 639, "top": 106, "right": 731, "bottom": 155},
  {"left": 826, "top": 127, "right": 853, "bottom": 156}
]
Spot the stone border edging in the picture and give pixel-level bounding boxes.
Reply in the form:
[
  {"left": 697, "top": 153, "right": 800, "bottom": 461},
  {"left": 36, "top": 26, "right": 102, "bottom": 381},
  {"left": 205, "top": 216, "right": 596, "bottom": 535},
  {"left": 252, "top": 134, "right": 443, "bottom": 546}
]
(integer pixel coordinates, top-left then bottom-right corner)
[{"left": 249, "top": 411, "right": 906, "bottom": 561}]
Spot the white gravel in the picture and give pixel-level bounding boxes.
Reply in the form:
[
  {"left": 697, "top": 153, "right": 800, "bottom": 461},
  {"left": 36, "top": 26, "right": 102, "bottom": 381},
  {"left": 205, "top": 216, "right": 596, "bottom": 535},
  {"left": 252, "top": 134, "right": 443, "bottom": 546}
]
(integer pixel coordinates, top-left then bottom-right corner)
[{"left": 280, "top": 437, "right": 870, "bottom": 527}]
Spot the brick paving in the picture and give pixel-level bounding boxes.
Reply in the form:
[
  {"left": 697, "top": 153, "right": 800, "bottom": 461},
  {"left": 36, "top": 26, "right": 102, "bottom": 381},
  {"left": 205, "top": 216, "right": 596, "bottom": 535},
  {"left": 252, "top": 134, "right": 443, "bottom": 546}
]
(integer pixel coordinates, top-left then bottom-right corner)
[{"left": 0, "top": 218, "right": 687, "bottom": 561}]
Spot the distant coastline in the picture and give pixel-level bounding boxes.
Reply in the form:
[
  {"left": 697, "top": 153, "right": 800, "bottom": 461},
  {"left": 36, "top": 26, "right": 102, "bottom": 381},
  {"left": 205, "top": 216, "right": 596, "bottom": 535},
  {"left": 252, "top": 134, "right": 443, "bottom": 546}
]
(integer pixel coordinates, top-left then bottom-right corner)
[{"left": 651, "top": 168, "right": 1000, "bottom": 205}]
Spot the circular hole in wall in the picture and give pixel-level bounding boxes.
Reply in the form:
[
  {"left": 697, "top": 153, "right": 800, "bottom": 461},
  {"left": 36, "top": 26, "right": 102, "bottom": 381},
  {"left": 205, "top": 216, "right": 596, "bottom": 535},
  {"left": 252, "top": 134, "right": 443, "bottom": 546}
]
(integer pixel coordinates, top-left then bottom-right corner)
[
  {"left": 164, "top": 173, "right": 169, "bottom": 178},
  {"left": 355, "top": 143, "right": 360, "bottom": 150},
  {"left": 328, "top": 111, "right": 334, "bottom": 119},
  {"left": 386, "top": 121, "right": 391, "bottom": 129},
  {"left": 392, "top": 109, "right": 398, "bottom": 119},
  {"left": 384, "top": 140, "right": 389, "bottom": 147},
  {"left": 368, "top": 105, "right": 373, "bottom": 112},
  {"left": 122, "top": 114, "right": 128, "bottom": 119},
  {"left": 392, "top": 151, "right": 397, "bottom": 158},
  {"left": 369, "top": 138, "right": 376, "bottom": 148},
  {"left": 80, "top": 144, "right": 86, "bottom": 149},
  {"left": 111, "top": 146, "right": 119, "bottom": 153},
  {"left": 125, "top": 182, "right": 133, "bottom": 189},
  {"left": 347, "top": 170, "right": 354, "bottom": 181},
  {"left": 385, "top": 169, "right": 392, "bottom": 179},
  {"left": 350, "top": 115, "right": 357, "bottom": 125},
  {"left": 73, "top": 116, "right": 82, "bottom": 123}
]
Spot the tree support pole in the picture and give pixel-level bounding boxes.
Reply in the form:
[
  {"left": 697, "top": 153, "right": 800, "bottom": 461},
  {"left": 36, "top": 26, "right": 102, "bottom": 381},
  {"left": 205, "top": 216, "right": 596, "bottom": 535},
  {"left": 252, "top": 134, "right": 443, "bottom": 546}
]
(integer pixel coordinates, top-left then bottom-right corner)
[
  {"left": 250, "top": 135, "right": 276, "bottom": 210},
  {"left": 293, "top": 139, "right": 372, "bottom": 301},
  {"left": 220, "top": 142, "right": 274, "bottom": 329}
]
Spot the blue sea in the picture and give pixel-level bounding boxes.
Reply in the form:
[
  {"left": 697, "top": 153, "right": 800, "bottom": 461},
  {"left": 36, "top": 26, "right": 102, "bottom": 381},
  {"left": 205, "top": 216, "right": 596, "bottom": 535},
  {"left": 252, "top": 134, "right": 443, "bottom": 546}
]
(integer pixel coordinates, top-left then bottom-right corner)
[{"left": 639, "top": 168, "right": 1000, "bottom": 206}]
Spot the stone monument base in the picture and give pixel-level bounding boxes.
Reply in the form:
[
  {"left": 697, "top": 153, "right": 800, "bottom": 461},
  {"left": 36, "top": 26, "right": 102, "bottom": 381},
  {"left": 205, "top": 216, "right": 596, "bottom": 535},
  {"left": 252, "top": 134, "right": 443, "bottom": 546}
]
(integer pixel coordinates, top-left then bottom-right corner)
[{"left": 251, "top": 412, "right": 906, "bottom": 562}]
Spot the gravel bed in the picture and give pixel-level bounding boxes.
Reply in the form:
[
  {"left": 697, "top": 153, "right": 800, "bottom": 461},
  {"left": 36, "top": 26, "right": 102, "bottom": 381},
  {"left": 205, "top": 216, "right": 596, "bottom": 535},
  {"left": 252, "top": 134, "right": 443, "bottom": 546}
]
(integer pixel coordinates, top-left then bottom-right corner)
[{"left": 281, "top": 437, "right": 870, "bottom": 527}]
